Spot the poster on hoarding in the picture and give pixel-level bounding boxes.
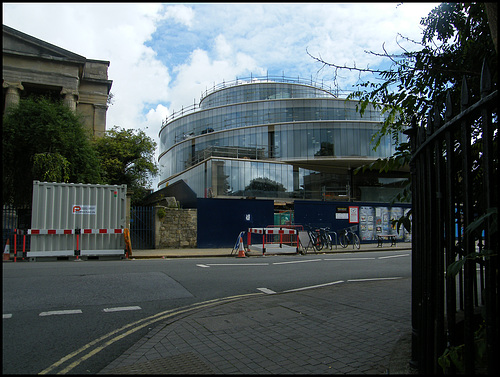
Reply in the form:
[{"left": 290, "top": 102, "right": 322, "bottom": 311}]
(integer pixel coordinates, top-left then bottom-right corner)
[
  {"left": 359, "top": 206, "right": 375, "bottom": 240},
  {"left": 357, "top": 206, "right": 409, "bottom": 240},
  {"left": 349, "top": 206, "right": 359, "bottom": 223}
]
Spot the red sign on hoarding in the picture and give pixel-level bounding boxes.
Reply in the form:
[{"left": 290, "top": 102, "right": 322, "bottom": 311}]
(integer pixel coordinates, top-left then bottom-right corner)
[{"left": 349, "top": 206, "right": 359, "bottom": 223}]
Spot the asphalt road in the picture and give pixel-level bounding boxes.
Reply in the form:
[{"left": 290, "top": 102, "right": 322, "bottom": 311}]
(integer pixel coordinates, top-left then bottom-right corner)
[{"left": 2, "top": 249, "right": 411, "bottom": 374}]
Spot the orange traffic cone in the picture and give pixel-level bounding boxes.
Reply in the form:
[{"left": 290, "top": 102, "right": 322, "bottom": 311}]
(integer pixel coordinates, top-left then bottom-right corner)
[
  {"left": 3, "top": 239, "right": 11, "bottom": 261},
  {"left": 236, "top": 236, "right": 246, "bottom": 258}
]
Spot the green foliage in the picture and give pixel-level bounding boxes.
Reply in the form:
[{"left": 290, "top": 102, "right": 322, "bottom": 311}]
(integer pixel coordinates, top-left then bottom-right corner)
[
  {"left": 156, "top": 207, "right": 167, "bottom": 219},
  {"left": 438, "top": 322, "right": 488, "bottom": 373},
  {"left": 32, "top": 152, "right": 70, "bottom": 183},
  {"left": 2, "top": 96, "right": 102, "bottom": 206},
  {"left": 93, "top": 126, "right": 158, "bottom": 205}
]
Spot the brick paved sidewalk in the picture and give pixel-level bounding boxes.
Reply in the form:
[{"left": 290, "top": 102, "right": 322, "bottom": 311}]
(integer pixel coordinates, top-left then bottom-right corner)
[{"left": 99, "top": 277, "right": 413, "bottom": 374}]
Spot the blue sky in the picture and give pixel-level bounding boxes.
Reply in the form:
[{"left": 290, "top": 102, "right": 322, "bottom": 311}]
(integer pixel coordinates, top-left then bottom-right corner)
[{"left": 3, "top": 2, "right": 439, "bottom": 188}]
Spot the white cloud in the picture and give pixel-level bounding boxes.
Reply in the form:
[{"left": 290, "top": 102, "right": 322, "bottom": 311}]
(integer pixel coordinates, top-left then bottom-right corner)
[
  {"left": 214, "top": 34, "right": 232, "bottom": 58},
  {"left": 162, "top": 4, "right": 195, "bottom": 28},
  {"left": 145, "top": 104, "right": 169, "bottom": 137}
]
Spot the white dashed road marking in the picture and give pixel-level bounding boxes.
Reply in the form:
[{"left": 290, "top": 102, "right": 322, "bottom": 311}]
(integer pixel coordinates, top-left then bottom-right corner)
[
  {"left": 39, "top": 309, "right": 83, "bottom": 317},
  {"left": 323, "top": 257, "right": 376, "bottom": 261},
  {"left": 257, "top": 288, "right": 276, "bottom": 294},
  {"left": 103, "top": 306, "right": 142, "bottom": 313},
  {"left": 378, "top": 254, "right": 410, "bottom": 259},
  {"left": 199, "top": 263, "right": 269, "bottom": 267},
  {"left": 6, "top": 306, "right": 143, "bottom": 319},
  {"left": 272, "top": 259, "right": 321, "bottom": 265},
  {"left": 347, "top": 277, "right": 403, "bottom": 282}
]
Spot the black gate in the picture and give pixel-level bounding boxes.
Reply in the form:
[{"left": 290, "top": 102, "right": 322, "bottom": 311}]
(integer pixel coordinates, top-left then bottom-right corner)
[
  {"left": 130, "top": 206, "right": 155, "bottom": 249},
  {"left": 407, "top": 60, "right": 498, "bottom": 374}
]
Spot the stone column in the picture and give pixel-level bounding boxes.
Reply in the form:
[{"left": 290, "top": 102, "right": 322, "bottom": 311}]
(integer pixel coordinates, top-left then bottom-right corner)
[
  {"left": 61, "top": 88, "right": 78, "bottom": 112},
  {"left": 93, "top": 104, "right": 108, "bottom": 137},
  {"left": 3, "top": 81, "right": 24, "bottom": 112}
]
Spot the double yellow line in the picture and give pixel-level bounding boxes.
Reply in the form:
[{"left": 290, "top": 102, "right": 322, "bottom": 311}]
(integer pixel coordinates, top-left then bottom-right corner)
[{"left": 39, "top": 292, "right": 262, "bottom": 374}]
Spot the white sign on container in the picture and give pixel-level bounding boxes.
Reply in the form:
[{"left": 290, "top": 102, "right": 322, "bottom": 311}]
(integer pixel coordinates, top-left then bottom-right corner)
[{"left": 72, "top": 205, "right": 96, "bottom": 215}]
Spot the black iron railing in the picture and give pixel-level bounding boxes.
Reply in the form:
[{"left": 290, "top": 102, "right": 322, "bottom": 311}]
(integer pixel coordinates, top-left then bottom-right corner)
[
  {"left": 406, "top": 60, "right": 498, "bottom": 374},
  {"left": 130, "top": 206, "right": 155, "bottom": 249}
]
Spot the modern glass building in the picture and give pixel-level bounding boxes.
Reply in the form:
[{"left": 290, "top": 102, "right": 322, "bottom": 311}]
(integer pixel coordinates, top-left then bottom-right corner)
[{"left": 158, "top": 76, "right": 408, "bottom": 203}]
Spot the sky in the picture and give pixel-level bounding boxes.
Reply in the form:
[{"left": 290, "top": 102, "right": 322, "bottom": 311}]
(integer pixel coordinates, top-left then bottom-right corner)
[{"left": 3, "top": 2, "right": 440, "bottom": 189}]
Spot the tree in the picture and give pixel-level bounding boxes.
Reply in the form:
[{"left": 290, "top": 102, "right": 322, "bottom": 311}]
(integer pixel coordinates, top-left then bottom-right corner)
[
  {"left": 2, "top": 96, "right": 102, "bottom": 206},
  {"left": 92, "top": 126, "right": 158, "bottom": 205},
  {"left": 309, "top": 2, "right": 497, "bottom": 229}
]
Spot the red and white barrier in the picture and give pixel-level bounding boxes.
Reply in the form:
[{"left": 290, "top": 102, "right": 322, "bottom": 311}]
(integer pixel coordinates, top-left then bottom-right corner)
[
  {"left": 28, "top": 229, "right": 73, "bottom": 235},
  {"left": 247, "top": 227, "right": 298, "bottom": 254},
  {"left": 22, "top": 228, "right": 127, "bottom": 260},
  {"left": 248, "top": 227, "right": 297, "bottom": 235},
  {"left": 81, "top": 228, "right": 124, "bottom": 234},
  {"left": 28, "top": 228, "right": 124, "bottom": 234}
]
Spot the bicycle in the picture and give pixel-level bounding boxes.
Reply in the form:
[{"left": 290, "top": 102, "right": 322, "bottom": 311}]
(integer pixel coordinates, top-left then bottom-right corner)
[
  {"left": 318, "top": 227, "right": 336, "bottom": 250},
  {"left": 338, "top": 225, "right": 360, "bottom": 249},
  {"left": 301, "top": 225, "right": 324, "bottom": 253},
  {"left": 304, "top": 226, "right": 337, "bottom": 252}
]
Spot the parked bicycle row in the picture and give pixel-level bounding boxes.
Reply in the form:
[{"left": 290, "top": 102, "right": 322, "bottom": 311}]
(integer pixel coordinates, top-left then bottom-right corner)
[{"left": 299, "top": 225, "right": 360, "bottom": 254}]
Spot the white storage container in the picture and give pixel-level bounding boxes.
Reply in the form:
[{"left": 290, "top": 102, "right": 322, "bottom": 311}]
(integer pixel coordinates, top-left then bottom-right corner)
[{"left": 29, "top": 181, "right": 127, "bottom": 257}]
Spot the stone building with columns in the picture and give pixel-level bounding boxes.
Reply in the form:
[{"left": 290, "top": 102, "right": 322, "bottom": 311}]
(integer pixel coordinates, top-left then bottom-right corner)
[{"left": 2, "top": 24, "right": 112, "bottom": 137}]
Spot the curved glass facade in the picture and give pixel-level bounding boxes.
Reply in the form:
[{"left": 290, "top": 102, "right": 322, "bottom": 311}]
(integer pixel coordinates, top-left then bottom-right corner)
[
  {"left": 158, "top": 77, "right": 406, "bottom": 202},
  {"left": 199, "top": 81, "right": 334, "bottom": 108}
]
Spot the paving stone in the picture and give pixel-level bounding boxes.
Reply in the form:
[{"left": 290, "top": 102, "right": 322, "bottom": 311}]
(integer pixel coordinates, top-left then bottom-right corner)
[{"left": 99, "top": 277, "right": 413, "bottom": 375}]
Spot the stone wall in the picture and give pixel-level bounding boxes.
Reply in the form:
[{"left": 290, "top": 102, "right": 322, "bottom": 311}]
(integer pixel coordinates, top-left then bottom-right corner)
[{"left": 155, "top": 207, "right": 197, "bottom": 248}]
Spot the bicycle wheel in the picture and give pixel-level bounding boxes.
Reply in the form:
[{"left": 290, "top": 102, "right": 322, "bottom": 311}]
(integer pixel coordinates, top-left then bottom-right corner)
[
  {"left": 325, "top": 234, "right": 333, "bottom": 250},
  {"left": 318, "top": 234, "right": 326, "bottom": 250},
  {"left": 314, "top": 237, "right": 324, "bottom": 251},
  {"left": 352, "top": 233, "right": 360, "bottom": 249},
  {"left": 308, "top": 231, "right": 320, "bottom": 252},
  {"left": 339, "top": 233, "right": 348, "bottom": 248}
]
